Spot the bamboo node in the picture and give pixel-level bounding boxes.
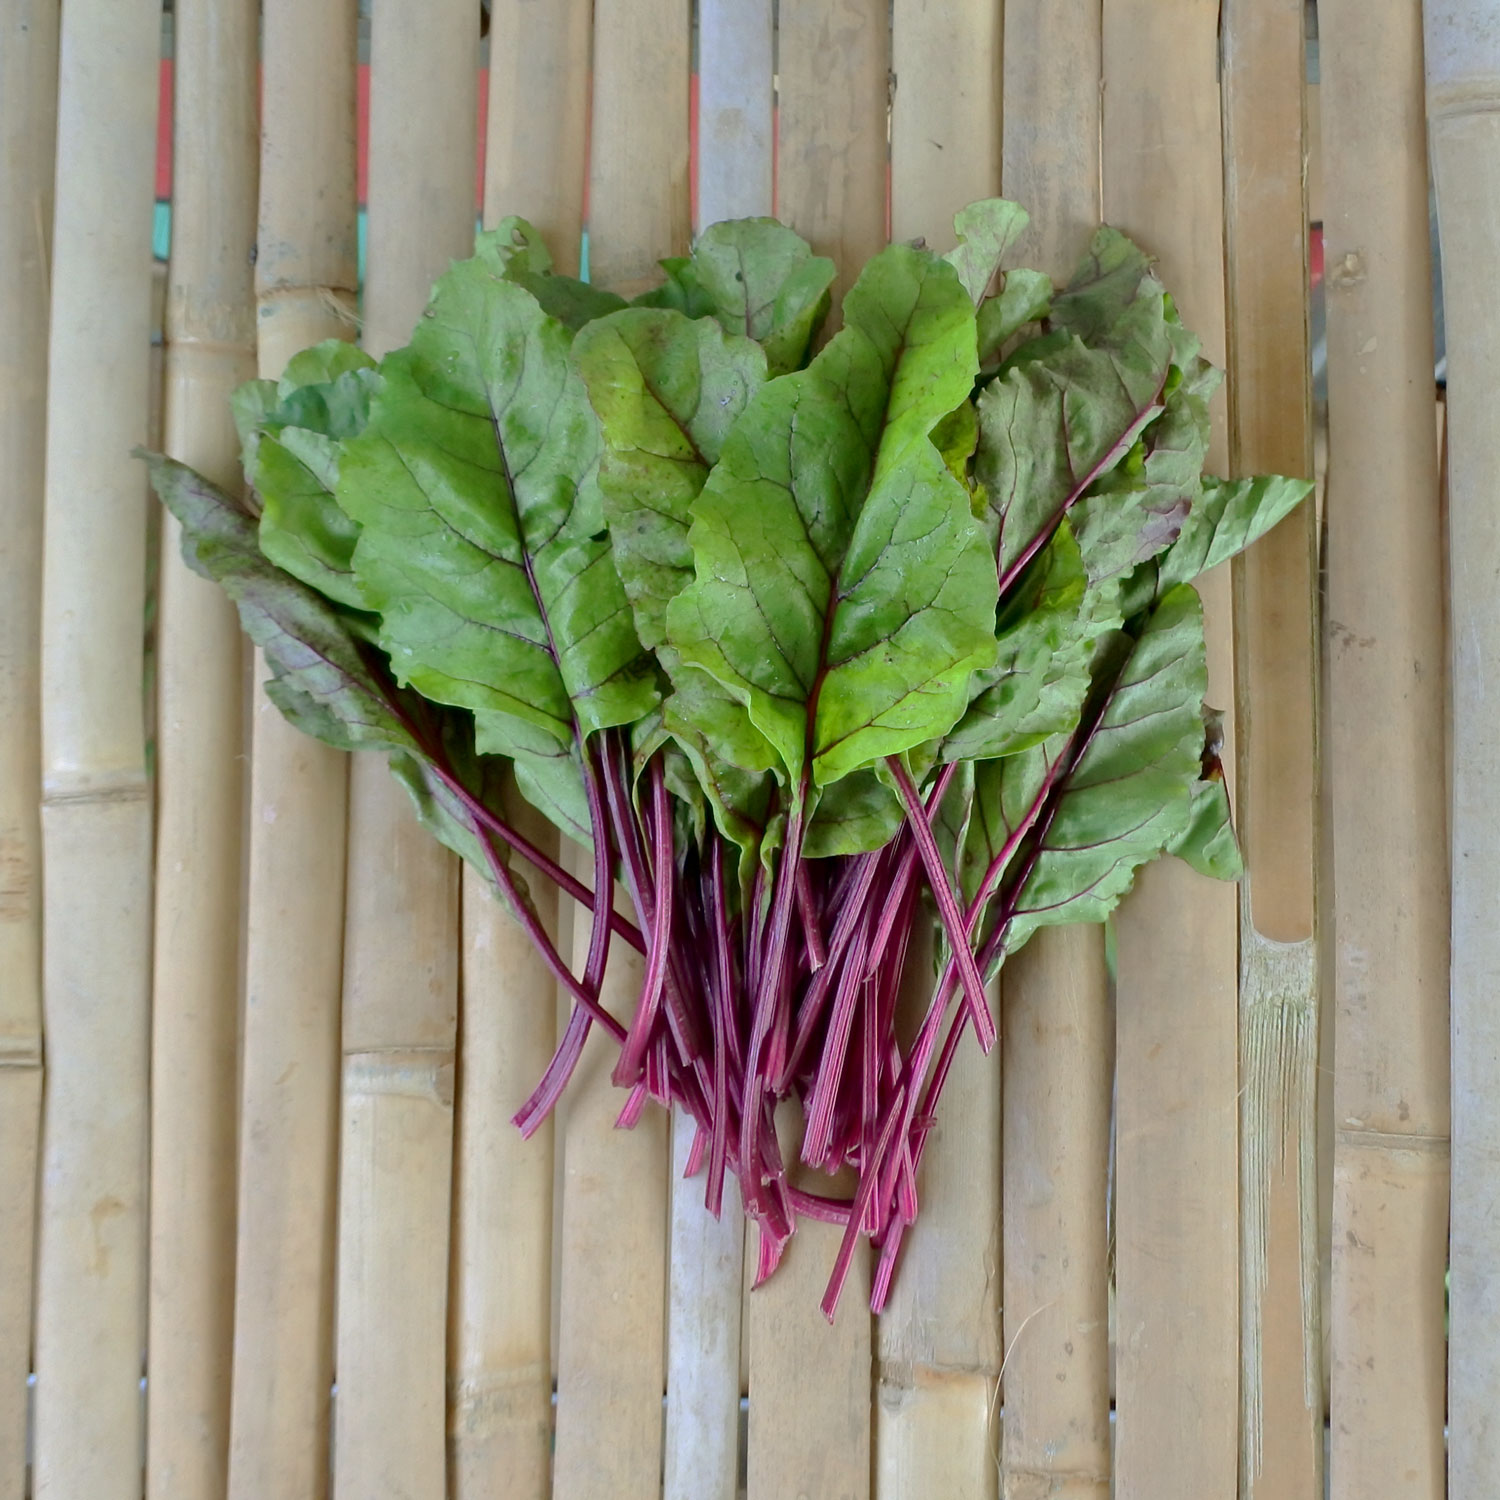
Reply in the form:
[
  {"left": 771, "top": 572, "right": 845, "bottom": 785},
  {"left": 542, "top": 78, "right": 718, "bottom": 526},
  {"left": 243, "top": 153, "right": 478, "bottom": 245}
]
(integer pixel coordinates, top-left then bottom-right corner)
[
  {"left": 343, "top": 1049, "right": 456, "bottom": 1107},
  {"left": 0, "top": 1037, "right": 43, "bottom": 1068},
  {"left": 40, "top": 769, "right": 150, "bottom": 808}
]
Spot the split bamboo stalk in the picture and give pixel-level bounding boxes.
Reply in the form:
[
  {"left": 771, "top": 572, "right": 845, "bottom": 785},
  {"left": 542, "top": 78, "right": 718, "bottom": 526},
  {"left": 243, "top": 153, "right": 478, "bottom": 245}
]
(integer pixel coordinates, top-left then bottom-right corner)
[
  {"left": 446, "top": 13, "right": 590, "bottom": 1491},
  {"left": 0, "top": 3, "right": 57, "bottom": 1494},
  {"left": 551, "top": 865, "right": 668, "bottom": 1499},
  {"left": 996, "top": 10, "right": 1114, "bottom": 1500},
  {"left": 738, "top": 10, "right": 887, "bottom": 1497},
  {"left": 696, "top": 0, "right": 774, "bottom": 230},
  {"left": 746, "top": 1118, "right": 872, "bottom": 1500},
  {"left": 226, "top": 4, "right": 358, "bottom": 1496},
  {"left": 1319, "top": 4, "right": 1449, "bottom": 1496},
  {"left": 879, "top": 8, "right": 1003, "bottom": 1492},
  {"left": 657, "top": 9, "right": 766, "bottom": 1494},
  {"left": 1423, "top": 5, "right": 1495, "bottom": 1493},
  {"left": 483, "top": 0, "right": 591, "bottom": 273},
  {"left": 587, "top": 0, "right": 691, "bottom": 295},
  {"left": 331, "top": 14, "right": 474, "bottom": 1498},
  {"left": 1220, "top": 4, "right": 1321, "bottom": 1496},
  {"left": 1102, "top": 4, "right": 1240, "bottom": 1495},
  {"left": 146, "top": 2, "right": 257, "bottom": 1496},
  {"left": 664, "top": 1114, "right": 744, "bottom": 1500},
  {"left": 776, "top": 0, "right": 891, "bottom": 313},
  {"left": 30, "top": 2, "right": 158, "bottom": 1496},
  {"left": 450, "top": 804, "right": 559, "bottom": 1499}
]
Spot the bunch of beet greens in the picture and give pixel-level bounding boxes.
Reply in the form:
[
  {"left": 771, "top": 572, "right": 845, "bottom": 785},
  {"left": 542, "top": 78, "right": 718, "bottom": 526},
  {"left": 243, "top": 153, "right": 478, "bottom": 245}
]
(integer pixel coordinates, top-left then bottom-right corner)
[{"left": 144, "top": 198, "right": 1309, "bottom": 1319}]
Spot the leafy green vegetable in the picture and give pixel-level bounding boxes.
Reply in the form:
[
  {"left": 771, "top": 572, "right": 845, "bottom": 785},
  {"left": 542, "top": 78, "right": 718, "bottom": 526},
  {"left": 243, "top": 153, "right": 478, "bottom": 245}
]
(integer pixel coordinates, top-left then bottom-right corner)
[{"left": 142, "top": 198, "right": 1313, "bottom": 1325}]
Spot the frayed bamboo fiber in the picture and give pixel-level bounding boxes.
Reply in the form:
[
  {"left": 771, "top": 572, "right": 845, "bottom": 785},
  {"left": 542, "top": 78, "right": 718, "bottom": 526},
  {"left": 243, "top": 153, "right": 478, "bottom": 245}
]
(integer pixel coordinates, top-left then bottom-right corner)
[
  {"left": 879, "top": 8, "right": 1003, "bottom": 1491},
  {"left": 484, "top": 0, "right": 591, "bottom": 279},
  {"left": 1102, "top": 4, "right": 1240, "bottom": 1494},
  {"left": 586, "top": 0, "right": 691, "bottom": 295},
  {"left": 551, "top": 869, "right": 668, "bottom": 1499},
  {"left": 776, "top": 0, "right": 891, "bottom": 314},
  {"left": 1221, "top": 3, "right": 1321, "bottom": 1495},
  {"left": 1320, "top": 5, "right": 1449, "bottom": 1497},
  {"left": 329, "top": 6, "right": 472, "bottom": 1496},
  {"left": 227, "top": 5, "right": 358, "bottom": 1497},
  {"left": 450, "top": 798, "right": 559, "bottom": 1499},
  {"left": 696, "top": 0, "right": 774, "bottom": 230},
  {"left": 998, "top": 9, "right": 1113, "bottom": 1499},
  {"left": 1423, "top": 5, "right": 1496, "bottom": 1493},
  {"left": 31, "top": 3, "right": 158, "bottom": 1496},
  {"left": 146, "top": 3, "right": 258, "bottom": 1497},
  {"left": 0, "top": 3, "right": 57, "bottom": 1494},
  {"left": 659, "top": 9, "right": 762, "bottom": 1492},
  {"left": 446, "top": 13, "right": 589, "bottom": 1492}
]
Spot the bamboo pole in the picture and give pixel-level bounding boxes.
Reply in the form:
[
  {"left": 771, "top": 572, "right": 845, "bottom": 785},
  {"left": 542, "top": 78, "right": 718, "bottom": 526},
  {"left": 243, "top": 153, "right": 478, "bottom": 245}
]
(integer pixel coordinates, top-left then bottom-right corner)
[
  {"left": 0, "top": 3, "right": 57, "bottom": 1494},
  {"left": 1423, "top": 5, "right": 1494, "bottom": 1493},
  {"left": 776, "top": 0, "right": 891, "bottom": 313},
  {"left": 146, "top": 3, "right": 257, "bottom": 1497},
  {"left": 1220, "top": 4, "right": 1321, "bottom": 1496},
  {"left": 1320, "top": 4, "right": 1449, "bottom": 1496},
  {"left": 483, "top": 0, "right": 591, "bottom": 273},
  {"left": 1102, "top": 5, "right": 1240, "bottom": 1495},
  {"left": 446, "top": 13, "right": 589, "bottom": 1492},
  {"left": 879, "top": 9, "right": 1003, "bottom": 1492},
  {"left": 997, "top": 10, "right": 1113, "bottom": 1500},
  {"left": 658, "top": 9, "right": 764, "bottom": 1493},
  {"left": 546, "top": 12, "right": 687, "bottom": 1493},
  {"left": 746, "top": 1121, "right": 872, "bottom": 1500},
  {"left": 737, "top": 10, "right": 886, "bottom": 1497},
  {"left": 227, "top": 5, "right": 358, "bottom": 1497},
  {"left": 587, "top": 0, "right": 690, "bottom": 295},
  {"left": 329, "top": 7, "right": 472, "bottom": 1497},
  {"left": 450, "top": 798, "right": 559, "bottom": 1499},
  {"left": 551, "top": 868, "right": 669, "bottom": 1500},
  {"left": 30, "top": 3, "right": 158, "bottom": 1496},
  {"left": 696, "top": 0, "right": 774, "bottom": 230}
]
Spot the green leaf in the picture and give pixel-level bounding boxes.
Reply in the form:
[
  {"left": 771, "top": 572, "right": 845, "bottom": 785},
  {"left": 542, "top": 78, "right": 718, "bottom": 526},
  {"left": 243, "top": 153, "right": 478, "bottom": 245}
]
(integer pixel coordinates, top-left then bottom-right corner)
[
  {"left": 1048, "top": 226, "right": 1158, "bottom": 345},
  {"left": 996, "top": 583, "right": 1210, "bottom": 954},
  {"left": 975, "top": 243, "right": 1176, "bottom": 584},
  {"left": 1067, "top": 376, "right": 1210, "bottom": 583},
  {"left": 1157, "top": 473, "right": 1315, "bottom": 590},
  {"left": 942, "top": 522, "right": 1104, "bottom": 762},
  {"left": 232, "top": 345, "right": 380, "bottom": 610},
  {"left": 479, "top": 217, "right": 629, "bottom": 329},
  {"left": 574, "top": 307, "right": 767, "bottom": 648},
  {"left": 665, "top": 243, "right": 998, "bottom": 807},
  {"left": 976, "top": 267, "right": 1052, "bottom": 366},
  {"left": 1167, "top": 773, "right": 1243, "bottom": 881},
  {"left": 336, "top": 257, "right": 657, "bottom": 775},
  {"left": 944, "top": 198, "right": 1031, "bottom": 304},
  {"left": 141, "top": 451, "right": 410, "bottom": 753},
  {"left": 803, "top": 770, "right": 904, "bottom": 858},
  {"left": 655, "top": 219, "right": 836, "bottom": 375}
]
